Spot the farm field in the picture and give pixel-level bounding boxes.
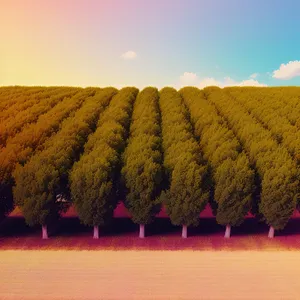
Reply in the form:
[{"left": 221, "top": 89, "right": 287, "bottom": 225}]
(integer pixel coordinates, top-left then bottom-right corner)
[
  {"left": 1, "top": 250, "right": 300, "bottom": 300},
  {"left": 2, "top": 3, "right": 300, "bottom": 299},
  {"left": 1, "top": 86, "right": 300, "bottom": 241}
]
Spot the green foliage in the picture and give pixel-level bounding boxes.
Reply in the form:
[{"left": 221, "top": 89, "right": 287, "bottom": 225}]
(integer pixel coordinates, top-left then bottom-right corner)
[
  {"left": 12, "top": 88, "right": 117, "bottom": 226},
  {"left": 13, "top": 157, "right": 61, "bottom": 226},
  {"left": 226, "top": 87, "right": 300, "bottom": 163},
  {"left": 214, "top": 154, "right": 253, "bottom": 226},
  {"left": 0, "top": 85, "right": 299, "bottom": 232},
  {"left": 0, "top": 88, "right": 79, "bottom": 146},
  {"left": 0, "top": 87, "right": 55, "bottom": 119},
  {"left": 0, "top": 88, "right": 91, "bottom": 219},
  {"left": 163, "top": 157, "right": 208, "bottom": 226},
  {"left": 70, "top": 87, "right": 138, "bottom": 227},
  {"left": 204, "top": 87, "right": 299, "bottom": 230},
  {"left": 121, "top": 87, "right": 163, "bottom": 225},
  {"left": 70, "top": 145, "right": 119, "bottom": 226},
  {"left": 179, "top": 87, "right": 254, "bottom": 227},
  {"left": 159, "top": 87, "right": 209, "bottom": 227}
]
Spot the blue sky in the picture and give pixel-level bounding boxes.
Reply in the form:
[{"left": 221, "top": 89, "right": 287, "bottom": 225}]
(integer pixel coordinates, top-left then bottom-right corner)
[{"left": 1, "top": 0, "right": 300, "bottom": 88}]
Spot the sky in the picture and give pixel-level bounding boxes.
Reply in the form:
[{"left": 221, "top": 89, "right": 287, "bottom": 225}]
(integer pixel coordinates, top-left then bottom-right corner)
[{"left": 1, "top": 0, "right": 300, "bottom": 89}]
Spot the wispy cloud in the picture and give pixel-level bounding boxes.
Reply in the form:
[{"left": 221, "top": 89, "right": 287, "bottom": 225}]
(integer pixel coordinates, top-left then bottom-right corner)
[
  {"left": 120, "top": 51, "right": 137, "bottom": 60},
  {"left": 272, "top": 61, "right": 300, "bottom": 80}
]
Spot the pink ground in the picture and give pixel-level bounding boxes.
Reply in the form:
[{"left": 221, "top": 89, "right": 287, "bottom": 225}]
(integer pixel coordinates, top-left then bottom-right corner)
[
  {"left": 1, "top": 203, "right": 300, "bottom": 251},
  {"left": 2, "top": 250, "right": 300, "bottom": 300}
]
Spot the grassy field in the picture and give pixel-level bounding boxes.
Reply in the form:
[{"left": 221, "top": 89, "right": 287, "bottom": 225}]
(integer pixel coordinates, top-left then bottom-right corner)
[{"left": 1, "top": 250, "right": 300, "bottom": 300}]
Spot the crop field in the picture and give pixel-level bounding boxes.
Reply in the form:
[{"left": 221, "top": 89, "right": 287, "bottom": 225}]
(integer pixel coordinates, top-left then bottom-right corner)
[
  {"left": 1, "top": 86, "right": 300, "bottom": 300},
  {"left": 2, "top": 1, "right": 300, "bottom": 299},
  {"left": 0, "top": 86, "right": 300, "bottom": 240}
]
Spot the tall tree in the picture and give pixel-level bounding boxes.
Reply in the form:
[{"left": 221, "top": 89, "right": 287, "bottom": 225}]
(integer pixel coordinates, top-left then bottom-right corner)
[
  {"left": 13, "top": 88, "right": 117, "bottom": 238},
  {"left": 121, "top": 87, "right": 163, "bottom": 238},
  {"left": 180, "top": 87, "right": 254, "bottom": 238},
  {"left": 159, "top": 87, "right": 209, "bottom": 238},
  {"left": 204, "top": 87, "right": 299, "bottom": 238},
  {"left": 70, "top": 87, "right": 138, "bottom": 239},
  {"left": 0, "top": 88, "right": 95, "bottom": 221},
  {"left": 0, "top": 88, "right": 79, "bottom": 146}
]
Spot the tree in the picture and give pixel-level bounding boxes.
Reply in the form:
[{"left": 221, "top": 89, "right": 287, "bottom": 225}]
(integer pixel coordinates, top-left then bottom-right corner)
[
  {"left": 13, "top": 88, "right": 117, "bottom": 238},
  {"left": 0, "top": 88, "right": 95, "bottom": 221},
  {"left": 121, "top": 87, "right": 163, "bottom": 238},
  {"left": 0, "top": 88, "right": 79, "bottom": 146},
  {"left": 179, "top": 87, "right": 254, "bottom": 238},
  {"left": 159, "top": 87, "right": 209, "bottom": 238},
  {"left": 70, "top": 87, "right": 139, "bottom": 239},
  {"left": 226, "top": 87, "right": 300, "bottom": 162},
  {"left": 204, "top": 86, "right": 299, "bottom": 238}
]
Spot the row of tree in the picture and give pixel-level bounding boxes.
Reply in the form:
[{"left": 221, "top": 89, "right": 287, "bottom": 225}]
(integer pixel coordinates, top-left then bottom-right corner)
[
  {"left": 0, "top": 86, "right": 48, "bottom": 112},
  {"left": 12, "top": 88, "right": 117, "bottom": 238},
  {"left": 227, "top": 87, "right": 300, "bottom": 162},
  {"left": 121, "top": 87, "right": 163, "bottom": 238},
  {"left": 179, "top": 87, "right": 254, "bottom": 238},
  {"left": 0, "top": 87, "right": 63, "bottom": 122},
  {"left": 0, "top": 88, "right": 98, "bottom": 221},
  {"left": 70, "top": 87, "right": 138, "bottom": 239},
  {"left": 1, "top": 86, "right": 300, "bottom": 239},
  {"left": 278, "top": 87, "right": 300, "bottom": 128},
  {"left": 159, "top": 87, "right": 209, "bottom": 238},
  {"left": 0, "top": 88, "right": 80, "bottom": 146},
  {"left": 204, "top": 87, "right": 299, "bottom": 238},
  {"left": 231, "top": 87, "right": 300, "bottom": 129}
]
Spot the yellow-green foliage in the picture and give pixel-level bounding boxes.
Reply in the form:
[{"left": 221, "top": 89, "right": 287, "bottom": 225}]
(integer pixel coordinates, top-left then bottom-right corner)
[
  {"left": 0, "top": 88, "right": 97, "bottom": 218},
  {"left": 121, "top": 87, "right": 163, "bottom": 225},
  {"left": 0, "top": 88, "right": 80, "bottom": 146},
  {"left": 13, "top": 88, "right": 116, "bottom": 226},
  {"left": 0, "top": 85, "right": 299, "bottom": 231},
  {"left": 179, "top": 87, "right": 254, "bottom": 227},
  {"left": 0, "top": 87, "right": 52, "bottom": 116},
  {"left": 226, "top": 87, "right": 300, "bottom": 162},
  {"left": 159, "top": 87, "right": 209, "bottom": 227},
  {"left": 205, "top": 87, "right": 299, "bottom": 230},
  {"left": 70, "top": 87, "right": 138, "bottom": 227}
]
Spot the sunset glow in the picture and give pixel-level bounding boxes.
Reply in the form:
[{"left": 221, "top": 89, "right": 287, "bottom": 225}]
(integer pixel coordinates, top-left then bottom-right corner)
[{"left": 1, "top": 0, "right": 300, "bottom": 88}]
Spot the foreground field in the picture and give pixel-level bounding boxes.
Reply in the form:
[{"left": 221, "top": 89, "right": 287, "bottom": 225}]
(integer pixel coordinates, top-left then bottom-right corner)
[{"left": 1, "top": 250, "right": 300, "bottom": 300}]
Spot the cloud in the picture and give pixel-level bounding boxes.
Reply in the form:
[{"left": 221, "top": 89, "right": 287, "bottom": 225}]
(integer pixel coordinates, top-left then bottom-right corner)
[
  {"left": 120, "top": 51, "right": 137, "bottom": 60},
  {"left": 178, "top": 72, "right": 267, "bottom": 89},
  {"left": 250, "top": 73, "right": 258, "bottom": 79},
  {"left": 238, "top": 79, "right": 267, "bottom": 87},
  {"left": 198, "top": 77, "right": 267, "bottom": 88},
  {"left": 198, "top": 77, "right": 221, "bottom": 88},
  {"left": 272, "top": 61, "right": 300, "bottom": 80},
  {"left": 179, "top": 72, "right": 199, "bottom": 85}
]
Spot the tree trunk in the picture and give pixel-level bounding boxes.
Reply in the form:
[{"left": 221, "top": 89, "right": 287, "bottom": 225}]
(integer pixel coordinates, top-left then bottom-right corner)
[
  {"left": 42, "top": 225, "right": 48, "bottom": 239},
  {"left": 224, "top": 225, "right": 231, "bottom": 238},
  {"left": 93, "top": 225, "right": 99, "bottom": 239},
  {"left": 268, "top": 226, "right": 275, "bottom": 238},
  {"left": 182, "top": 225, "right": 187, "bottom": 238},
  {"left": 139, "top": 224, "right": 145, "bottom": 238}
]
